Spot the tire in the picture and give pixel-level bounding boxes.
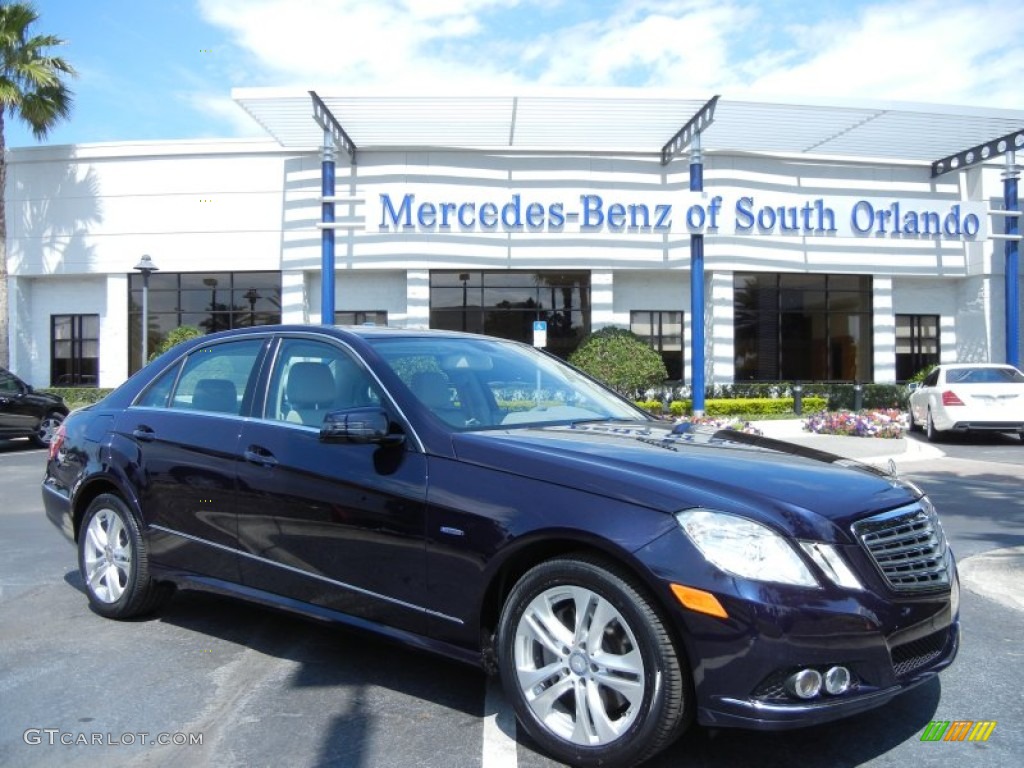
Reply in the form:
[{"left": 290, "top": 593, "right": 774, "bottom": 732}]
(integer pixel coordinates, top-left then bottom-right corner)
[
  {"left": 926, "top": 409, "right": 943, "bottom": 443},
  {"left": 32, "top": 411, "right": 65, "bottom": 448},
  {"left": 78, "top": 493, "right": 170, "bottom": 619},
  {"left": 497, "top": 556, "right": 690, "bottom": 768}
]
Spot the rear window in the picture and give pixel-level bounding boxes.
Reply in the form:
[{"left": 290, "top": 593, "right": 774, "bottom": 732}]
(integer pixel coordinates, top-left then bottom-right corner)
[{"left": 945, "top": 367, "right": 1024, "bottom": 384}]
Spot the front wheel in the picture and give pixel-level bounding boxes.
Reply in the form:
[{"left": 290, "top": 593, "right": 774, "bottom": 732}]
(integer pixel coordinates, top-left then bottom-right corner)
[
  {"left": 78, "top": 494, "right": 170, "bottom": 618},
  {"left": 497, "top": 556, "right": 690, "bottom": 767}
]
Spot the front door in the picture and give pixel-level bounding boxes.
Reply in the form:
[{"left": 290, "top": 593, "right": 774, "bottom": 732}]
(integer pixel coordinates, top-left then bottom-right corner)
[{"left": 235, "top": 335, "right": 430, "bottom": 633}]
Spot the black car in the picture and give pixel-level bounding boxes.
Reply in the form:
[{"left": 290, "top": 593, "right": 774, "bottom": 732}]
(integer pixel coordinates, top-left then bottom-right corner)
[
  {"left": 42, "top": 326, "right": 959, "bottom": 767},
  {"left": 0, "top": 366, "right": 68, "bottom": 447}
]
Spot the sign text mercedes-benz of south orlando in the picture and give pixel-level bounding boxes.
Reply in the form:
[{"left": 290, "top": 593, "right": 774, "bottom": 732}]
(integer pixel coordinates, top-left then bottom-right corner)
[{"left": 377, "top": 191, "right": 988, "bottom": 240}]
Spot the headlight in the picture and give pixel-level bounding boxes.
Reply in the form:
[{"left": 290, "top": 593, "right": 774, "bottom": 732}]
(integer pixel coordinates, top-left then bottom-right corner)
[
  {"left": 676, "top": 509, "right": 818, "bottom": 587},
  {"left": 799, "top": 542, "right": 864, "bottom": 590}
]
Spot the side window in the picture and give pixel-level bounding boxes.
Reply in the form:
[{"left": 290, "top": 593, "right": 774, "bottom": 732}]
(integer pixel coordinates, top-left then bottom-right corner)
[
  {"left": 923, "top": 369, "right": 940, "bottom": 388},
  {"left": 265, "top": 339, "right": 381, "bottom": 427},
  {"left": 168, "top": 339, "right": 264, "bottom": 415},
  {"left": 0, "top": 370, "right": 23, "bottom": 394},
  {"left": 136, "top": 361, "right": 182, "bottom": 408}
]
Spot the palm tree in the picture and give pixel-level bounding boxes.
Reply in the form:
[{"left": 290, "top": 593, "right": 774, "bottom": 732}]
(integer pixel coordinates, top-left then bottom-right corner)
[{"left": 0, "top": 2, "right": 75, "bottom": 367}]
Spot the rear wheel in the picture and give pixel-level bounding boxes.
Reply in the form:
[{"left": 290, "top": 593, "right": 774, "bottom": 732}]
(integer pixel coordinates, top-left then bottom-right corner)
[
  {"left": 78, "top": 494, "right": 170, "bottom": 618},
  {"left": 926, "top": 409, "right": 943, "bottom": 443},
  {"left": 497, "top": 556, "right": 690, "bottom": 767}
]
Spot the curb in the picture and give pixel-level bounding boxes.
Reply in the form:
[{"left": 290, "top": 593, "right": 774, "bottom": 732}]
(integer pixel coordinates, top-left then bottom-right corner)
[
  {"left": 748, "top": 419, "right": 946, "bottom": 465},
  {"left": 957, "top": 546, "right": 1024, "bottom": 613}
]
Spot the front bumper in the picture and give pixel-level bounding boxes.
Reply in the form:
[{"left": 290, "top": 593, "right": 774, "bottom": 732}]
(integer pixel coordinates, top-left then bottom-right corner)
[
  {"left": 697, "top": 615, "right": 959, "bottom": 730},
  {"left": 636, "top": 529, "right": 960, "bottom": 731}
]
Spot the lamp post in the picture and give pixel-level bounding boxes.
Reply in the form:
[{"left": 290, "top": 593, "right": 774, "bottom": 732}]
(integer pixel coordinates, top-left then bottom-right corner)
[
  {"left": 459, "top": 273, "right": 470, "bottom": 332},
  {"left": 133, "top": 255, "right": 159, "bottom": 371},
  {"left": 244, "top": 287, "right": 261, "bottom": 326}
]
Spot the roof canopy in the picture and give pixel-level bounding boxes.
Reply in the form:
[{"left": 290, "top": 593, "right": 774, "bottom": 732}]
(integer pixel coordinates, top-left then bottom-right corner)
[{"left": 233, "top": 87, "right": 1024, "bottom": 166}]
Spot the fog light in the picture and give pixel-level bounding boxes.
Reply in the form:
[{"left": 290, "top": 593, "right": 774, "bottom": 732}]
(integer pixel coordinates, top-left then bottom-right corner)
[
  {"left": 785, "top": 669, "right": 822, "bottom": 700},
  {"left": 824, "top": 666, "right": 851, "bottom": 695}
]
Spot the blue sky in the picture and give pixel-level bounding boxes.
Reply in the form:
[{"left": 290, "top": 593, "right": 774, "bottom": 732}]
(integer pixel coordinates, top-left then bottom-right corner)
[{"left": 9, "top": 0, "right": 1024, "bottom": 148}]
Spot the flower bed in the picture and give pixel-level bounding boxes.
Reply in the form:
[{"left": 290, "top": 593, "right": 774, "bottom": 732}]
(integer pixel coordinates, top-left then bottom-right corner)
[{"left": 802, "top": 409, "right": 905, "bottom": 439}]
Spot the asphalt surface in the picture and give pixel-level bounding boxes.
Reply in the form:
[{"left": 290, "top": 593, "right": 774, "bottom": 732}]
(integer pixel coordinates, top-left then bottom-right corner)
[{"left": 3, "top": 425, "right": 1022, "bottom": 768}]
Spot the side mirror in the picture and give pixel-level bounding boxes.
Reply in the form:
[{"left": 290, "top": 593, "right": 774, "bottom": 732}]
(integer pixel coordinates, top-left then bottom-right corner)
[{"left": 320, "top": 407, "right": 405, "bottom": 446}]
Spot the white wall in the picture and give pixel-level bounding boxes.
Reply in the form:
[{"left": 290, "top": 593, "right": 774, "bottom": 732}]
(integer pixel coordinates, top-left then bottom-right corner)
[
  {"left": 13, "top": 275, "right": 108, "bottom": 386},
  {"left": 306, "top": 270, "right": 409, "bottom": 326},
  {"left": 6, "top": 139, "right": 293, "bottom": 278},
  {"left": 6, "top": 136, "right": 1012, "bottom": 384}
]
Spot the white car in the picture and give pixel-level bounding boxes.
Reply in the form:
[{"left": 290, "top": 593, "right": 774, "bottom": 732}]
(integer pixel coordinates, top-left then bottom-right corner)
[{"left": 908, "top": 363, "right": 1024, "bottom": 442}]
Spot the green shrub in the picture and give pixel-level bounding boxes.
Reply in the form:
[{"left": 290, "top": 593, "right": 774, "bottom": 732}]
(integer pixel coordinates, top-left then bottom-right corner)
[
  {"left": 569, "top": 327, "right": 668, "bottom": 397},
  {"left": 635, "top": 396, "right": 828, "bottom": 418},
  {"left": 150, "top": 324, "right": 204, "bottom": 361},
  {"left": 40, "top": 387, "right": 115, "bottom": 411},
  {"left": 634, "top": 399, "right": 664, "bottom": 414}
]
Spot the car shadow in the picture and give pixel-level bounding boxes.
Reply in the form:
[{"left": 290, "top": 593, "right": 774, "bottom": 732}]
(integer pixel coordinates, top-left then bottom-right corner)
[
  {"left": 907, "top": 430, "right": 1022, "bottom": 447},
  {"left": 0, "top": 438, "right": 44, "bottom": 454},
  {"left": 64, "top": 572, "right": 942, "bottom": 768},
  {"left": 155, "top": 587, "right": 484, "bottom": 766}
]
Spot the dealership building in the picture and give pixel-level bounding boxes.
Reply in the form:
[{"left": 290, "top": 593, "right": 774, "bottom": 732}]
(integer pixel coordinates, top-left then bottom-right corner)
[{"left": 5, "top": 89, "right": 1023, "bottom": 391}]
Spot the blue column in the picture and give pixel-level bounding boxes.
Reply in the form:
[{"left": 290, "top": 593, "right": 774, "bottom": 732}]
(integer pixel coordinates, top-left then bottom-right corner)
[
  {"left": 1005, "top": 153, "right": 1020, "bottom": 367},
  {"left": 320, "top": 136, "right": 336, "bottom": 324},
  {"left": 690, "top": 133, "right": 706, "bottom": 415}
]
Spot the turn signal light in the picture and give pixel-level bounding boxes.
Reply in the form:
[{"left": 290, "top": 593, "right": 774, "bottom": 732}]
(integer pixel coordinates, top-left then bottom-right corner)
[
  {"left": 670, "top": 584, "right": 729, "bottom": 619},
  {"left": 941, "top": 390, "right": 965, "bottom": 406}
]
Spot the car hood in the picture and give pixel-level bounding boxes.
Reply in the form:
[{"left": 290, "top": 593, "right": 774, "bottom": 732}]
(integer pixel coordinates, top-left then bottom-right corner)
[{"left": 450, "top": 422, "right": 920, "bottom": 539}]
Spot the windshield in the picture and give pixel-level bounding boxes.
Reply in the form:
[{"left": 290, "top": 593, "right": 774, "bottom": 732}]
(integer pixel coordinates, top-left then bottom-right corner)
[{"left": 367, "top": 336, "right": 651, "bottom": 430}]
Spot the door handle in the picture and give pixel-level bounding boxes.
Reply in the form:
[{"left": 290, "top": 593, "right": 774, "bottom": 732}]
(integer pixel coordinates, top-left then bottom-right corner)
[
  {"left": 132, "top": 425, "right": 156, "bottom": 442},
  {"left": 244, "top": 446, "right": 278, "bottom": 468}
]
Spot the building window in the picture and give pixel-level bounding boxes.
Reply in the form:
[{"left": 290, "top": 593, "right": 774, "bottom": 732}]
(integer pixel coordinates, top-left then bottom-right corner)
[
  {"left": 630, "top": 311, "right": 684, "bottom": 380},
  {"left": 128, "top": 271, "right": 282, "bottom": 374},
  {"left": 429, "top": 271, "right": 590, "bottom": 359},
  {"left": 335, "top": 310, "right": 388, "bottom": 327},
  {"left": 51, "top": 314, "right": 100, "bottom": 386},
  {"left": 734, "top": 273, "right": 873, "bottom": 382},
  {"left": 896, "top": 314, "right": 939, "bottom": 382}
]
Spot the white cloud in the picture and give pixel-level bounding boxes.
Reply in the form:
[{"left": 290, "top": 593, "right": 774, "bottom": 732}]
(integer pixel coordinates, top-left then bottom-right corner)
[
  {"left": 195, "top": 0, "right": 1023, "bottom": 110},
  {"left": 740, "top": 0, "right": 1024, "bottom": 107}
]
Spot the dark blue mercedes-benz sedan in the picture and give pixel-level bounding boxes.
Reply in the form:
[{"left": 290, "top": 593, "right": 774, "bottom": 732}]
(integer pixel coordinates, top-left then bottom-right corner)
[{"left": 42, "top": 325, "right": 959, "bottom": 767}]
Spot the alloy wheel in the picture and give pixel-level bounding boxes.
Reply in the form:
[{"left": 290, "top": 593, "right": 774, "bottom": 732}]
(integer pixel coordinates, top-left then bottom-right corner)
[{"left": 82, "top": 507, "right": 133, "bottom": 603}]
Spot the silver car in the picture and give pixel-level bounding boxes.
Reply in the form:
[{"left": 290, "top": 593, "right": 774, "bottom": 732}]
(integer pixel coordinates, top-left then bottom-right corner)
[{"left": 908, "top": 363, "right": 1024, "bottom": 442}]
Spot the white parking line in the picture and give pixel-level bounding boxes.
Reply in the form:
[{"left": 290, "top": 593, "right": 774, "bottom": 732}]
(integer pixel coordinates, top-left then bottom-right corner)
[{"left": 482, "top": 676, "right": 518, "bottom": 768}]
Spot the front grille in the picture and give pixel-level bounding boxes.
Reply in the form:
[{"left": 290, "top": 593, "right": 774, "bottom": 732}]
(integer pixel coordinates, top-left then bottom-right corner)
[
  {"left": 852, "top": 501, "right": 950, "bottom": 592},
  {"left": 890, "top": 628, "right": 949, "bottom": 677}
]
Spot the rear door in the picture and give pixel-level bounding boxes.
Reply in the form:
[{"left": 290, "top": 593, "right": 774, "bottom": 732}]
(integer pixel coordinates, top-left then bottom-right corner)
[
  {"left": 234, "top": 335, "right": 431, "bottom": 633},
  {"left": 113, "top": 337, "right": 268, "bottom": 581}
]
